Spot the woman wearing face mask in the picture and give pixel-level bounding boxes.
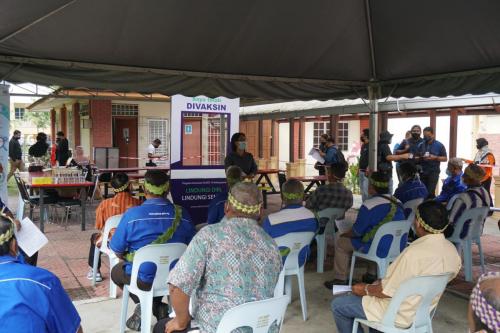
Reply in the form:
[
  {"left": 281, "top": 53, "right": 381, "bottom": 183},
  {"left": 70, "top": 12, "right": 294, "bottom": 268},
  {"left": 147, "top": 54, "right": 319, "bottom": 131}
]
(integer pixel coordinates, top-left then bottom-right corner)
[
  {"left": 462, "top": 138, "right": 496, "bottom": 193},
  {"left": 224, "top": 132, "right": 258, "bottom": 177}
]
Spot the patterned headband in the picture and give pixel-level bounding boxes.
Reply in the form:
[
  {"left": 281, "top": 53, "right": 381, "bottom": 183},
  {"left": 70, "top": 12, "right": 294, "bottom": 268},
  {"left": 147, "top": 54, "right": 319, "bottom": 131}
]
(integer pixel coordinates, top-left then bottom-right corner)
[
  {"left": 228, "top": 193, "right": 261, "bottom": 214},
  {"left": 144, "top": 181, "right": 169, "bottom": 195},
  {"left": 369, "top": 177, "right": 389, "bottom": 188},
  {"left": 0, "top": 210, "right": 15, "bottom": 246},
  {"left": 282, "top": 192, "right": 304, "bottom": 201},
  {"left": 471, "top": 271, "right": 500, "bottom": 332},
  {"left": 112, "top": 182, "right": 129, "bottom": 193},
  {"left": 416, "top": 209, "right": 448, "bottom": 234}
]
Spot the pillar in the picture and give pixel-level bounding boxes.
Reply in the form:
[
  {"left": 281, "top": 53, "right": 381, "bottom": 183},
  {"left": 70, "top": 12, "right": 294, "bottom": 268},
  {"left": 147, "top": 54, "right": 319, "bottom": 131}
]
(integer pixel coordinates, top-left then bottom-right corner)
[
  {"left": 258, "top": 119, "right": 264, "bottom": 159},
  {"left": 330, "top": 114, "right": 340, "bottom": 140},
  {"left": 299, "top": 117, "right": 305, "bottom": 159},
  {"left": 72, "top": 102, "right": 81, "bottom": 147},
  {"left": 50, "top": 108, "right": 56, "bottom": 141},
  {"left": 449, "top": 109, "right": 458, "bottom": 158},
  {"left": 289, "top": 118, "right": 295, "bottom": 162},
  {"left": 429, "top": 110, "right": 437, "bottom": 132},
  {"left": 60, "top": 105, "right": 67, "bottom": 134},
  {"left": 89, "top": 100, "right": 113, "bottom": 150},
  {"left": 378, "top": 111, "right": 388, "bottom": 134}
]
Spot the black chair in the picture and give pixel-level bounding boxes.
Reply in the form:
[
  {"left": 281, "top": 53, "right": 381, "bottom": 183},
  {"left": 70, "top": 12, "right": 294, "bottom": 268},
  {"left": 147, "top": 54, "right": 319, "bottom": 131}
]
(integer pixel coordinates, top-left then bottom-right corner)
[
  {"left": 14, "top": 173, "right": 58, "bottom": 220},
  {"left": 278, "top": 172, "right": 287, "bottom": 192}
]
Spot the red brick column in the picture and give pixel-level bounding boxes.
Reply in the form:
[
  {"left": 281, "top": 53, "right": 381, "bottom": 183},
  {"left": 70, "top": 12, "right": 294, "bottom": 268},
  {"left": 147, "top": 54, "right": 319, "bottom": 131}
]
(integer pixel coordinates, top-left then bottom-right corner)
[
  {"left": 72, "top": 103, "right": 81, "bottom": 146},
  {"left": 89, "top": 100, "right": 113, "bottom": 149}
]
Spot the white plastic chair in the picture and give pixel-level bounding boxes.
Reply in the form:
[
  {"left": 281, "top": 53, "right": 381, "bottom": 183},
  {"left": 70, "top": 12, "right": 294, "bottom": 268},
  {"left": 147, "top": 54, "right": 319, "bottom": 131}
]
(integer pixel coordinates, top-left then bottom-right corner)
[
  {"left": 119, "top": 243, "right": 187, "bottom": 333},
  {"left": 92, "top": 214, "right": 123, "bottom": 297},
  {"left": 349, "top": 219, "right": 412, "bottom": 286},
  {"left": 216, "top": 295, "right": 290, "bottom": 333},
  {"left": 352, "top": 273, "right": 452, "bottom": 333},
  {"left": 403, "top": 198, "right": 424, "bottom": 219},
  {"left": 273, "top": 268, "right": 286, "bottom": 297},
  {"left": 315, "top": 207, "right": 345, "bottom": 273},
  {"left": 274, "top": 231, "right": 315, "bottom": 321},
  {"left": 446, "top": 206, "right": 489, "bottom": 282}
]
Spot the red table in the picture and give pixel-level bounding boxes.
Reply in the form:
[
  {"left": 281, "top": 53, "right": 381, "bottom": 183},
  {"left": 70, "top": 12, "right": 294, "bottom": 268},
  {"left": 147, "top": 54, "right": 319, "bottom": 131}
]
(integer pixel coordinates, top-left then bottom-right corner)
[
  {"left": 28, "top": 181, "right": 94, "bottom": 232},
  {"left": 289, "top": 175, "right": 327, "bottom": 193},
  {"left": 255, "top": 169, "right": 283, "bottom": 194}
]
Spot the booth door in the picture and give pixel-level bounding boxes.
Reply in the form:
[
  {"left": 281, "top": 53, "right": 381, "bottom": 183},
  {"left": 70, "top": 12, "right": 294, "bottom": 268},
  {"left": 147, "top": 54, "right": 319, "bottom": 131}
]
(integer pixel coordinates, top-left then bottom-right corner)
[
  {"left": 182, "top": 119, "right": 201, "bottom": 166},
  {"left": 114, "top": 117, "right": 138, "bottom": 168}
]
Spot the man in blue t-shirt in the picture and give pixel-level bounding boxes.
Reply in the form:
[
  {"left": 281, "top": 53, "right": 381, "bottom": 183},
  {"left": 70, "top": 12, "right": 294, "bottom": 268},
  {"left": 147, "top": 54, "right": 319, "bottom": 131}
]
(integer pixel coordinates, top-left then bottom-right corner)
[
  {"left": 0, "top": 215, "right": 82, "bottom": 333},
  {"left": 394, "top": 162, "right": 428, "bottom": 216},
  {"left": 206, "top": 166, "right": 242, "bottom": 225},
  {"left": 110, "top": 170, "right": 195, "bottom": 331},
  {"left": 262, "top": 179, "right": 318, "bottom": 267},
  {"left": 435, "top": 158, "right": 467, "bottom": 203},
  {"left": 325, "top": 172, "right": 405, "bottom": 289},
  {"left": 417, "top": 127, "right": 448, "bottom": 198}
]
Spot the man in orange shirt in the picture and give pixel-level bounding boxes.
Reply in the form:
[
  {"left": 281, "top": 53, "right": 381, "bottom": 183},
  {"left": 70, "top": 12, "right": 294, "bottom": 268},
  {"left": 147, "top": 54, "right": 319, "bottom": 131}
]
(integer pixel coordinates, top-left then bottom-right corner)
[
  {"left": 87, "top": 173, "right": 141, "bottom": 282},
  {"left": 463, "top": 138, "right": 496, "bottom": 193}
]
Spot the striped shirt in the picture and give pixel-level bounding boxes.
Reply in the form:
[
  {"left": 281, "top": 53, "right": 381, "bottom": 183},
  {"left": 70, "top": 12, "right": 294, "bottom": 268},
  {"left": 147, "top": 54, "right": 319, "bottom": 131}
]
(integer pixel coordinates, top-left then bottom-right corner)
[
  {"left": 262, "top": 205, "right": 318, "bottom": 266},
  {"left": 448, "top": 186, "right": 492, "bottom": 238},
  {"left": 95, "top": 192, "right": 141, "bottom": 230}
]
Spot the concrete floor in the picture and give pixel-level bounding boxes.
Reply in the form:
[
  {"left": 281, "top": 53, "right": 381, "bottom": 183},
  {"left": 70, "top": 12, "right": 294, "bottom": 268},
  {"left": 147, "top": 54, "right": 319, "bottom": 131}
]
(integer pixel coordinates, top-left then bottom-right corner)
[{"left": 76, "top": 269, "right": 469, "bottom": 333}]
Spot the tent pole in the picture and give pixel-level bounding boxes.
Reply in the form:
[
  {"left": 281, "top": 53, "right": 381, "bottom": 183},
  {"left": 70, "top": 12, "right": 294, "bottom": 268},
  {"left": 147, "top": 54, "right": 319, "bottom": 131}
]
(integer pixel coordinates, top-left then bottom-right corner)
[{"left": 368, "top": 85, "right": 378, "bottom": 172}]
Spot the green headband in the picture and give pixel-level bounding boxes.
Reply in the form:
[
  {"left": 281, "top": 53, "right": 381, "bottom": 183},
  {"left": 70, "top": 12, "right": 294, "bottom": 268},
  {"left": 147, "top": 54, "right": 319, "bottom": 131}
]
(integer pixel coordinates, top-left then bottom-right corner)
[
  {"left": 282, "top": 192, "right": 304, "bottom": 200},
  {"left": 0, "top": 220, "right": 14, "bottom": 246},
  {"left": 227, "top": 177, "right": 241, "bottom": 187},
  {"left": 144, "top": 181, "right": 169, "bottom": 195},
  {"left": 369, "top": 177, "right": 389, "bottom": 188}
]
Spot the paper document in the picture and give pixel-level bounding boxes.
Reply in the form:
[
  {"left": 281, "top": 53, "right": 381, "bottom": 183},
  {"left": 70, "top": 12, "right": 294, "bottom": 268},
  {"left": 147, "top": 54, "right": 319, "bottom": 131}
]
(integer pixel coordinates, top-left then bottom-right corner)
[
  {"left": 332, "top": 285, "right": 352, "bottom": 295},
  {"left": 15, "top": 218, "right": 49, "bottom": 257},
  {"left": 308, "top": 148, "right": 325, "bottom": 164}
]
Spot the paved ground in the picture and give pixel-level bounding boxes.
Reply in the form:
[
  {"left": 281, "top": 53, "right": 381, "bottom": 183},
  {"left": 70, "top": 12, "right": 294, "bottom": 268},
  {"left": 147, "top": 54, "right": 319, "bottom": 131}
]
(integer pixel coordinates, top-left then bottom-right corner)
[{"left": 6, "top": 185, "right": 500, "bottom": 332}]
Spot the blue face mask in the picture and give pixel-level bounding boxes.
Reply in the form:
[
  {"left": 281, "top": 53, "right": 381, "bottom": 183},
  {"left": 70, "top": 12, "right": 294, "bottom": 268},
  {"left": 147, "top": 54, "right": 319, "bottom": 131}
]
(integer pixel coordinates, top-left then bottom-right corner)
[
  {"left": 446, "top": 169, "right": 452, "bottom": 177},
  {"left": 238, "top": 142, "right": 247, "bottom": 150}
]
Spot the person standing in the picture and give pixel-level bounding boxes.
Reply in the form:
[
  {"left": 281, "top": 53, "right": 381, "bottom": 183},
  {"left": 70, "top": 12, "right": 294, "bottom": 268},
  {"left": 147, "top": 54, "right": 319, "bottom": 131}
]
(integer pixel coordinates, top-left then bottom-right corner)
[
  {"left": 315, "top": 133, "right": 330, "bottom": 179},
  {"left": 55, "top": 131, "right": 70, "bottom": 166},
  {"left": 394, "top": 131, "right": 411, "bottom": 182},
  {"left": 417, "top": 127, "right": 448, "bottom": 198},
  {"left": 146, "top": 138, "right": 162, "bottom": 167},
  {"left": 7, "top": 130, "right": 24, "bottom": 180},
  {"left": 224, "top": 132, "right": 258, "bottom": 177},
  {"left": 462, "top": 138, "right": 496, "bottom": 193},
  {"left": 395, "top": 125, "right": 424, "bottom": 157},
  {"left": 358, "top": 129, "right": 370, "bottom": 201}
]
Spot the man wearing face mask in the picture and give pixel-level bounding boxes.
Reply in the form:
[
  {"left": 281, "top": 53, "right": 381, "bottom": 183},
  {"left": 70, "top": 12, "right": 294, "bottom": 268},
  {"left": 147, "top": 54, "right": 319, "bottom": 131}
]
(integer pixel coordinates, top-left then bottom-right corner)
[
  {"left": 7, "top": 130, "right": 24, "bottom": 181},
  {"left": 358, "top": 129, "right": 370, "bottom": 201},
  {"left": 314, "top": 133, "right": 330, "bottom": 179},
  {"left": 55, "top": 131, "right": 70, "bottom": 166},
  {"left": 462, "top": 138, "right": 496, "bottom": 193},
  {"left": 417, "top": 127, "right": 448, "bottom": 198},
  {"left": 395, "top": 125, "right": 424, "bottom": 157},
  {"left": 435, "top": 158, "right": 467, "bottom": 204}
]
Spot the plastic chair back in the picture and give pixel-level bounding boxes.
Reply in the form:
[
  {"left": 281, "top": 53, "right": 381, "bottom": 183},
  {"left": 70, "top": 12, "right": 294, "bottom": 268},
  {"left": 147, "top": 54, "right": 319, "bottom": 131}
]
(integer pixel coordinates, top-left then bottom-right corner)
[
  {"left": 447, "top": 206, "right": 489, "bottom": 243},
  {"left": 273, "top": 268, "right": 285, "bottom": 297},
  {"left": 317, "top": 207, "right": 345, "bottom": 233},
  {"left": 380, "top": 273, "right": 451, "bottom": 329},
  {"left": 365, "top": 220, "right": 412, "bottom": 260},
  {"left": 274, "top": 232, "right": 315, "bottom": 271},
  {"left": 129, "top": 243, "right": 187, "bottom": 295},
  {"left": 216, "top": 295, "right": 289, "bottom": 333},
  {"left": 14, "top": 174, "right": 31, "bottom": 202},
  {"left": 101, "top": 214, "right": 122, "bottom": 252},
  {"left": 403, "top": 198, "right": 424, "bottom": 218}
]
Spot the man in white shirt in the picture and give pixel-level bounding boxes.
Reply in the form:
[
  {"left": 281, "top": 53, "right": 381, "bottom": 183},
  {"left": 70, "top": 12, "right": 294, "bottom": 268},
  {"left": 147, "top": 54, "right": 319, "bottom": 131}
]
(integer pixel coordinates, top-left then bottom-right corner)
[{"left": 147, "top": 139, "right": 162, "bottom": 166}]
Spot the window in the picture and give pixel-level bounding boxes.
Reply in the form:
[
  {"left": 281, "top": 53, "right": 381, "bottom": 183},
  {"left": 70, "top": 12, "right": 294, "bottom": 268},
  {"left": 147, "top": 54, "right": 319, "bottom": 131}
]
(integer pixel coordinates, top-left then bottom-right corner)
[
  {"left": 313, "top": 121, "right": 330, "bottom": 148},
  {"left": 313, "top": 120, "right": 349, "bottom": 151},
  {"left": 148, "top": 119, "right": 169, "bottom": 165},
  {"left": 14, "top": 107, "right": 25, "bottom": 120},
  {"left": 112, "top": 104, "right": 139, "bottom": 116}
]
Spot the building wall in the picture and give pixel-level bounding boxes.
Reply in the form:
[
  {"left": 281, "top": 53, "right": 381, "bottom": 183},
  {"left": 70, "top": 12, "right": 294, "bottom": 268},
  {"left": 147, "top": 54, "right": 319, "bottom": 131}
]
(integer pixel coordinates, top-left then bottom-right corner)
[
  {"left": 89, "top": 100, "right": 113, "bottom": 150},
  {"left": 278, "top": 122, "right": 290, "bottom": 170}
]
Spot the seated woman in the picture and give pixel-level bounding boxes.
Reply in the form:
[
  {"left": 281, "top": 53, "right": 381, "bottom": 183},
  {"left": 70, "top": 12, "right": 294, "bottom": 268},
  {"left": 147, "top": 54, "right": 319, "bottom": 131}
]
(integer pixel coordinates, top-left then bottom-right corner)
[
  {"left": 224, "top": 132, "right": 257, "bottom": 177},
  {"left": 28, "top": 132, "right": 50, "bottom": 168},
  {"left": 87, "top": 173, "right": 141, "bottom": 282}
]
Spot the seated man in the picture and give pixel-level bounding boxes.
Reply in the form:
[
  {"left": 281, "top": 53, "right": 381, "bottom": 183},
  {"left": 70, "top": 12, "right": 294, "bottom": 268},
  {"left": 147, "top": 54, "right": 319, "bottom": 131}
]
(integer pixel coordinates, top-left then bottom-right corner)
[
  {"left": 110, "top": 170, "right": 196, "bottom": 331},
  {"left": 393, "top": 161, "right": 428, "bottom": 210},
  {"left": 206, "top": 165, "right": 242, "bottom": 225},
  {"left": 262, "top": 179, "right": 318, "bottom": 266},
  {"left": 87, "top": 173, "right": 141, "bottom": 282},
  {"left": 153, "top": 182, "right": 282, "bottom": 333},
  {"left": 305, "top": 162, "right": 354, "bottom": 228},
  {"left": 447, "top": 164, "right": 492, "bottom": 238},
  {"left": 0, "top": 215, "right": 83, "bottom": 332},
  {"left": 332, "top": 201, "right": 461, "bottom": 333},
  {"left": 435, "top": 157, "right": 467, "bottom": 203},
  {"left": 468, "top": 271, "right": 500, "bottom": 333},
  {"left": 325, "top": 171, "right": 405, "bottom": 289}
]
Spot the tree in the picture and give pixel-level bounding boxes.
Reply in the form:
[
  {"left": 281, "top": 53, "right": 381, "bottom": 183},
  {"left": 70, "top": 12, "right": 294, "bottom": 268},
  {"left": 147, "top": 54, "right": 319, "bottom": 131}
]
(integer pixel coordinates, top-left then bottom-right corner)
[{"left": 24, "top": 111, "right": 50, "bottom": 132}]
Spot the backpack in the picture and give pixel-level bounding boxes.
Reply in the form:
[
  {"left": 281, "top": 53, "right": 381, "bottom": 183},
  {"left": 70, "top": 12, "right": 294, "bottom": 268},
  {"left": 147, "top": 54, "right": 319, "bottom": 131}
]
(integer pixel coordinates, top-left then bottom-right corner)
[{"left": 335, "top": 149, "right": 347, "bottom": 166}]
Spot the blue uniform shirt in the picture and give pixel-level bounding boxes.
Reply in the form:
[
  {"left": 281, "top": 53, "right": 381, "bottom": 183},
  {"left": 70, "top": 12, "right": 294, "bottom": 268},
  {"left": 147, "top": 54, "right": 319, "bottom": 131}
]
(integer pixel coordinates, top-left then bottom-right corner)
[
  {"left": 351, "top": 195, "right": 406, "bottom": 258},
  {"left": 394, "top": 178, "right": 429, "bottom": 216},
  {"left": 324, "top": 145, "right": 339, "bottom": 165},
  {"left": 435, "top": 172, "right": 467, "bottom": 203},
  {"left": 417, "top": 140, "right": 447, "bottom": 175},
  {"left": 207, "top": 192, "right": 227, "bottom": 224},
  {"left": 0, "top": 255, "right": 81, "bottom": 333},
  {"left": 262, "top": 204, "right": 318, "bottom": 267},
  {"left": 110, "top": 198, "right": 196, "bottom": 283}
]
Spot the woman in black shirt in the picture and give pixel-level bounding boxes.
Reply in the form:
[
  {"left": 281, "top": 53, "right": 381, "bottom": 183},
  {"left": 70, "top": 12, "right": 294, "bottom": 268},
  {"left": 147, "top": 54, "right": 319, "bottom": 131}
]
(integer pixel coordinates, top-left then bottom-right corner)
[
  {"left": 224, "top": 132, "right": 257, "bottom": 177},
  {"left": 28, "top": 132, "right": 49, "bottom": 158}
]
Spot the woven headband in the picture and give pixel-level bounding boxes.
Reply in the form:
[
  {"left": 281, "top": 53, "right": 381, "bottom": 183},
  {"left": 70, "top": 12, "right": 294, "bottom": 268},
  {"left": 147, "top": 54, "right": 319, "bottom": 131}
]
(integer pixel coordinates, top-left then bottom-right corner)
[
  {"left": 416, "top": 210, "right": 448, "bottom": 234},
  {"left": 282, "top": 192, "right": 304, "bottom": 200},
  {"left": 112, "top": 182, "right": 129, "bottom": 193},
  {"left": 0, "top": 211, "right": 14, "bottom": 246},
  {"left": 369, "top": 177, "right": 389, "bottom": 188},
  {"left": 471, "top": 271, "right": 500, "bottom": 332},
  {"left": 144, "top": 181, "right": 169, "bottom": 195},
  {"left": 228, "top": 193, "right": 261, "bottom": 214}
]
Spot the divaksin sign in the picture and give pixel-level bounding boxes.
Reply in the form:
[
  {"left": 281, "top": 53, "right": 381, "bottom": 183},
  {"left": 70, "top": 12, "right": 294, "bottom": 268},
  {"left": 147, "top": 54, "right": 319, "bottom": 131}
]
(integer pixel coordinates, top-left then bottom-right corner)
[{"left": 170, "top": 95, "right": 239, "bottom": 224}]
